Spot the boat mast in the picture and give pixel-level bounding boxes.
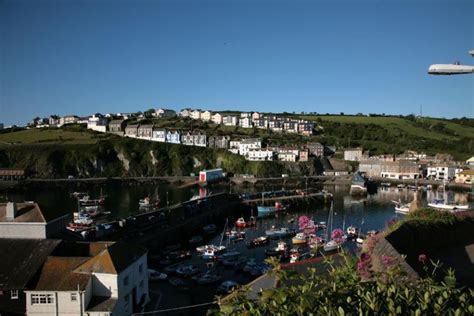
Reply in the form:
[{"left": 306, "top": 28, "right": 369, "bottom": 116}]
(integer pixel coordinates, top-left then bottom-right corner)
[{"left": 219, "top": 218, "right": 228, "bottom": 246}]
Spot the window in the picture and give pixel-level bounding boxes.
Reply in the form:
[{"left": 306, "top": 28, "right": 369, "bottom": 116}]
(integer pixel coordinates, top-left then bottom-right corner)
[
  {"left": 31, "top": 294, "right": 54, "bottom": 305},
  {"left": 123, "top": 276, "right": 129, "bottom": 286},
  {"left": 139, "top": 280, "right": 144, "bottom": 288},
  {"left": 71, "top": 293, "right": 77, "bottom": 301},
  {"left": 11, "top": 290, "right": 19, "bottom": 299},
  {"left": 139, "top": 264, "right": 143, "bottom": 274}
]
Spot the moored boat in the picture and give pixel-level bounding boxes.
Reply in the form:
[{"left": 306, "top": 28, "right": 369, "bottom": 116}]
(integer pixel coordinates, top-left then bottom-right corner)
[
  {"left": 427, "top": 199, "right": 469, "bottom": 211},
  {"left": 291, "top": 232, "right": 307, "bottom": 245},
  {"left": 235, "top": 217, "right": 246, "bottom": 228},
  {"left": 265, "top": 227, "right": 296, "bottom": 239},
  {"left": 247, "top": 236, "right": 269, "bottom": 248},
  {"left": 265, "top": 241, "right": 287, "bottom": 256},
  {"left": 257, "top": 202, "right": 285, "bottom": 217}
]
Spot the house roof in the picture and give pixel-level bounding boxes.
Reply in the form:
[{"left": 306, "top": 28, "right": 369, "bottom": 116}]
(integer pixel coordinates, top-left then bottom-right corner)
[
  {"left": 138, "top": 124, "right": 154, "bottom": 129},
  {"left": 109, "top": 120, "right": 125, "bottom": 125},
  {"left": 0, "top": 239, "right": 61, "bottom": 290},
  {"left": 74, "top": 242, "right": 147, "bottom": 274},
  {"left": 467, "top": 157, "right": 474, "bottom": 163},
  {"left": 240, "top": 138, "right": 261, "bottom": 144},
  {"left": 32, "top": 242, "right": 147, "bottom": 291},
  {"left": 0, "top": 202, "right": 47, "bottom": 223},
  {"left": 87, "top": 296, "right": 118, "bottom": 312},
  {"left": 34, "top": 256, "right": 91, "bottom": 291},
  {"left": 459, "top": 170, "right": 474, "bottom": 176}
]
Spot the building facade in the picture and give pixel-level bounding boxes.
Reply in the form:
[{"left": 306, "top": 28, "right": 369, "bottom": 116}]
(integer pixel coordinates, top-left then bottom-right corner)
[
  {"left": 344, "top": 148, "right": 364, "bottom": 161},
  {"left": 137, "top": 125, "right": 153, "bottom": 139},
  {"left": 211, "top": 113, "right": 223, "bottom": 125},
  {"left": 151, "top": 128, "right": 167, "bottom": 142},
  {"left": 108, "top": 120, "right": 126, "bottom": 135},
  {"left": 26, "top": 242, "right": 149, "bottom": 316},
  {"left": 87, "top": 115, "right": 107, "bottom": 133},
  {"left": 166, "top": 131, "right": 181, "bottom": 144}
]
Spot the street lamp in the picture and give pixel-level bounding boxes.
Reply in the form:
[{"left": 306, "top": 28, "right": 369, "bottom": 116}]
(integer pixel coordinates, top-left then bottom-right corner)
[{"left": 428, "top": 50, "right": 474, "bottom": 75}]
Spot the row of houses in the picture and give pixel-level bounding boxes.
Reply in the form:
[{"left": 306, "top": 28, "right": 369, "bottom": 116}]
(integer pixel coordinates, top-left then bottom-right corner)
[
  {"left": 358, "top": 156, "right": 474, "bottom": 183},
  {"left": 178, "top": 109, "right": 316, "bottom": 136}
]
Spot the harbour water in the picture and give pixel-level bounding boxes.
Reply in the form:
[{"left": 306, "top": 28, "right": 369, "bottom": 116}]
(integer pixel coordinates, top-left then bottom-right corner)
[{"left": 1, "top": 182, "right": 471, "bottom": 314}]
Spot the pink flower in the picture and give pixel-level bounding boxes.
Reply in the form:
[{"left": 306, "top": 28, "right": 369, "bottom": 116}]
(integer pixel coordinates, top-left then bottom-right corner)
[
  {"left": 418, "top": 254, "right": 427, "bottom": 264},
  {"left": 331, "top": 228, "right": 344, "bottom": 239},
  {"left": 360, "top": 252, "right": 370, "bottom": 262},
  {"left": 381, "top": 255, "right": 392, "bottom": 266}
]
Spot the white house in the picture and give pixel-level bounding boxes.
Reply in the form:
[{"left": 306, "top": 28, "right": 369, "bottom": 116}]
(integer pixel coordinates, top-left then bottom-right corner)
[
  {"left": 223, "top": 116, "right": 238, "bottom": 126},
  {"left": 239, "top": 117, "right": 253, "bottom": 128},
  {"left": 59, "top": 115, "right": 79, "bottom": 126},
  {"left": 151, "top": 128, "right": 167, "bottom": 142},
  {"left": 251, "top": 112, "right": 261, "bottom": 122},
  {"left": 466, "top": 157, "right": 474, "bottom": 166},
  {"left": 191, "top": 109, "right": 202, "bottom": 120},
  {"left": 228, "top": 140, "right": 241, "bottom": 155},
  {"left": 166, "top": 130, "right": 181, "bottom": 144},
  {"left": 278, "top": 152, "right": 298, "bottom": 162},
  {"left": 344, "top": 148, "right": 364, "bottom": 161},
  {"left": 240, "top": 112, "right": 251, "bottom": 119},
  {"left": 178, "top": 108, "right": 192, "bottom": 118},
  {"left": 427, "top": 165, "right": 457, "bottom": 181},
  {"left": 200, "top": 111, "right": 212, "bottom": 122},
  {"left": 154, "top": 108, "right": 176, "bottom": 118},
  {"left": 87, "top": 115, "right": 107, "bottom": 133},
  {"left": 25, "top": 242, "right": 149, "bottom": 316},
  {"left": 247, "top": 149, "right": 274, "bottom": 161},
  {"left": 238, "top": 138, "right": 262, "bottom": 157},
  {"left": 211, "top": 113, "right": 223, "bottom": 125}
]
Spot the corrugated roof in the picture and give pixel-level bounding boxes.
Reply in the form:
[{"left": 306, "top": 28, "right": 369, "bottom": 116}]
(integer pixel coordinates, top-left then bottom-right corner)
[{"left": 0, "top": 239, "right": 61, "bottom": 290}]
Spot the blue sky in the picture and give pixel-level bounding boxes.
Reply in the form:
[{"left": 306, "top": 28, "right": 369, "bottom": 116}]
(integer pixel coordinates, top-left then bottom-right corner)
[{"left": 1, "top": 0, "right": 473, "bottom": 126}]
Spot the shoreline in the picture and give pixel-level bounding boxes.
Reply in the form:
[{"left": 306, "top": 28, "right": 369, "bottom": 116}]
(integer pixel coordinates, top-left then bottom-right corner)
[{"left": 0, "top": 174, "right": 471, "bottom": 193}]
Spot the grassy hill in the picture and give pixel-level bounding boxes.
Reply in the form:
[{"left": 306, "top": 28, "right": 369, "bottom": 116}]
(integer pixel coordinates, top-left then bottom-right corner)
[{"left": 0, "top": 126, "right": 113, "bottom": 145}]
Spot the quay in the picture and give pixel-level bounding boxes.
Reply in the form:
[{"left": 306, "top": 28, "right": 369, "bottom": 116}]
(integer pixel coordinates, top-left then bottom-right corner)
[{"left": 62, "top": 190, "right": 331, "bottom": 251}]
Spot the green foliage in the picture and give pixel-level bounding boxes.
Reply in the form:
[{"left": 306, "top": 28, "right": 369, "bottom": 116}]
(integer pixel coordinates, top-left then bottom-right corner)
[{"left": 213, "top": 253, "right": 474, "bottom": 315}]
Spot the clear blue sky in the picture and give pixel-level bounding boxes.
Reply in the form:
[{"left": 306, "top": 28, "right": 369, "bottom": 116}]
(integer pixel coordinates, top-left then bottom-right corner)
[{"left": 1, "top": 0, "right": 473, "bottom": 126}]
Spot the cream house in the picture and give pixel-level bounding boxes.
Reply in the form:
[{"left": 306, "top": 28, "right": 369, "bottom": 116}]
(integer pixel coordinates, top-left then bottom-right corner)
[
  {"left": 26, "top": 242, "right": 148, "bottom": 316},
  {"left": 200, "top": 110, "right": 212, "bottom": 122},
  {"left": 211, "top": 113, "right": 223, "bottom": 125}
]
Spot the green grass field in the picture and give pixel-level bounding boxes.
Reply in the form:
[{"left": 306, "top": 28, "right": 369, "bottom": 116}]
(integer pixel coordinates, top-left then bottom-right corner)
[
  {"left": 0, "top": 128, "right": 110, "bottom": 145},
  {"left": 299, "top": 115, "right": 474, "bottom": 141}
]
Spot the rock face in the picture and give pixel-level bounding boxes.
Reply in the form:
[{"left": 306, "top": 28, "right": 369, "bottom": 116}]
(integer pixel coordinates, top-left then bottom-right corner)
[{"left": 117, "top": 151, "right": 130, "bottom": 171}]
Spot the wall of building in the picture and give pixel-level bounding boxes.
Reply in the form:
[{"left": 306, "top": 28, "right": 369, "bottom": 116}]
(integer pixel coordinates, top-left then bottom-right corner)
[{"left": 0, "top": 223, "right": 47, "bottom": 239}]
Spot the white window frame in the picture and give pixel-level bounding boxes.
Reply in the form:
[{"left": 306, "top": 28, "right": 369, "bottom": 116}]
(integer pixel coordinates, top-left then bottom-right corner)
[
  {"left": 11, "top": 289, "right": 19, "bottom": 299},
  {"left": 71, "top": 292, "right": 77, "bottom": 301},
  {"left": 31, "top": 294, "right": 54, "bottom": 305}
]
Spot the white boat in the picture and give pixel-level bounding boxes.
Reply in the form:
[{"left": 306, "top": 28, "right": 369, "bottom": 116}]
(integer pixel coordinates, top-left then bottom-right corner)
[
  {"left": 291, "top": 233, "right": 307, "bottom": 245},
  {"left": 323, "top": 201, "right": 344, "bottom": 252},
  {"left": 196, "top": 244, "right": 226, "bottom": 254},
  {"left": 323, "top": 240, "right": 340, "bottom": 252},
  {"left": 194, "top": 272, "right": 222, "bottom": 285},
  {"left": 148, "top": 269, "right": 167, "bottom": 281},
  {"left": 265, "top": 227, "right": 295, "bottom": 238},
  {"left": 428, "top": 199, "right": 469, "bottom": 211},
  {"left": 392, "top": 200, "right": 410, "bottom": 215}
]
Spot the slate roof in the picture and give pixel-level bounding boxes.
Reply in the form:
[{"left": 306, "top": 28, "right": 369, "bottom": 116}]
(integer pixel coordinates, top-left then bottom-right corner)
[
  {"left": 0, "top": 239, "right": 61, "bottom": 290},
  {"left": 0, "top": 202, "right": 46, "bottom": 223},
  {"left": 34, "top": 256, "right": 91, "bottom": 291}
]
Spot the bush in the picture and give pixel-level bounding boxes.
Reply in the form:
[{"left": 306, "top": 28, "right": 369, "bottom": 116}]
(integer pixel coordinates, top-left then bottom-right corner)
[{"left": 214, "top": 253, "right": 474, "bottom": 315}]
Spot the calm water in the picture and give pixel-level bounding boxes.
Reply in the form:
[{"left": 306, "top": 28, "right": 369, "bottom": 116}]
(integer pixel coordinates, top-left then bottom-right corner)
[{"left": 0, "top": 182, "right": 470, "bottom": 225}]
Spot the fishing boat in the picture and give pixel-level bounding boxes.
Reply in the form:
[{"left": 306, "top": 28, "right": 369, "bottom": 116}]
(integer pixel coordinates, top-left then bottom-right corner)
[
  {"left": 346, "top": 226, "right": 359, "bottom": 237},
  {"left": 291, "top": 232, "right": 307, "bottom": 245},
  {"left": 226, "top": 230, "right": 246, "bottom": 241},
  {"left": 176, "top": 265, "right": 199, "bottom": 277},
  {"left": 218, "top": 250, "right": 241, "bottom": 261},
  {"left": 139, "top": 197, "right": 160, "bottom": 209},
  {"left": 265, "top": 241, "right": 287, "bottom": 256},
  {"left": 235, "top": 217, "right": 246, "bottom": 228},
  {"left": 196, "top": 244, "right": 226, "bottom": 254},
  {"left": 197, "top": 220, "right": 228, "bottom": 258},
  {"left": 257, "top": 200, "right": 285, "bottom": 217},
  {"left": 427, "top": 199, "right": 469, "bottom": 211},
  {"left": 350, "top": 172, "right": 367, "bottom": 195},
  {"left": 247, "top": 236, "right": 269, "bottom": 248},
  {"left": 265, "top": 227, "right": 296, "bottom": 239},
  {"left": 246, "top": 216, "right": 257, "bottom": 227},
  {"left": 194, "top": 272, "right": 222, "bottom": 285},
  {"left": 323, "top": 201, "right": 344, "bottom": 252},
  {"left": 393, "top": 199, "right": 410, "bottom": 215},
  {"left": 148, "top": 269, "right": 168, "bottom": 281}
]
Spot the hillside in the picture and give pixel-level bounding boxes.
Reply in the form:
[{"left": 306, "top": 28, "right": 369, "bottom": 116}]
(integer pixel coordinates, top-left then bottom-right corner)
[
  {"left": 298, "top": 115, "right": 474, "bottom": 160},
  {"left": 0, "top": 135, "right": 321, "bottom": 178}
]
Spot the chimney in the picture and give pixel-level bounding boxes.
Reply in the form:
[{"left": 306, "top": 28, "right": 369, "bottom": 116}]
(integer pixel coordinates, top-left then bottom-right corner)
[{"left": 6, "top": 202, "right": 17, "bottom": 220}]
